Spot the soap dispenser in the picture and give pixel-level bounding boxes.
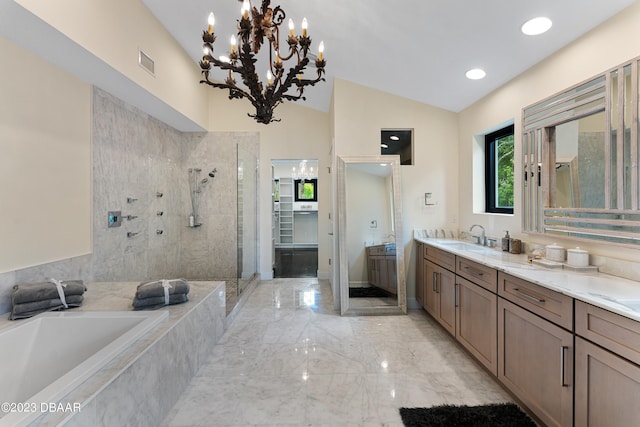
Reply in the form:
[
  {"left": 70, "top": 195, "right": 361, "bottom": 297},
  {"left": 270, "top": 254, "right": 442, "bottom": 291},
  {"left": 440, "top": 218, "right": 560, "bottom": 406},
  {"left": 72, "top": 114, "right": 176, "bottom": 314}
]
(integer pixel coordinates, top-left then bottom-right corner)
[{"left": 501, "top": 231, "right": 510, "bottom": 252}]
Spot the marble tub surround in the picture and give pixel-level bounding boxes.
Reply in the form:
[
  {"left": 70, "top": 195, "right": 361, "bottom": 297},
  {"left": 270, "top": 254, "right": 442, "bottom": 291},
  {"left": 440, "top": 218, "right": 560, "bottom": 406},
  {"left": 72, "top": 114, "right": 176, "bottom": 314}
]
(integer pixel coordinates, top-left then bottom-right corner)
[
  {"left": 0, "top": 88, "right": 258, "bottom": 317},
  {"left": 163, "top": 278, "right": 512, "bottom": 426},
  {"left": 0, "top": 281, "right": 226, "bottom": 426},
  {"left": 416, "top": 237, "right": 640, "bottom": 323}
]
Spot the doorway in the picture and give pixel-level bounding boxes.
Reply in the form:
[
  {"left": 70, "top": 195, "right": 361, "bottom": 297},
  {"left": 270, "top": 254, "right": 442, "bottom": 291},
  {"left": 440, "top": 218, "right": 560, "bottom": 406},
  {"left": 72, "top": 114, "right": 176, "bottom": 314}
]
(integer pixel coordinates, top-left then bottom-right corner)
[{"left": 272, "top": 159, "right": 319, "bottom": 278}]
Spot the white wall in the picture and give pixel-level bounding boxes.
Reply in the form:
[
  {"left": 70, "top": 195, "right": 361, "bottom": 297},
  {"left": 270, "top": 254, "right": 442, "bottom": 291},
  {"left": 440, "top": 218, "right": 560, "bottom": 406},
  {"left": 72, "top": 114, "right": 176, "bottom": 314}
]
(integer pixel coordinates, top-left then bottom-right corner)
[
  {"left": 0, "top": 37, "right": 91, "bottom": 273},
  {"left": 13, "top": 0, "right": 208, "bottom": 131},
  {"left": 332, "top": 78, "right": 459, "bottom": 302},
  {"left": 457, "top": 1, "right": 640, "bottom": 263},
  {"left": 208, "top": 90, "right": 331, "bottom": 280}
]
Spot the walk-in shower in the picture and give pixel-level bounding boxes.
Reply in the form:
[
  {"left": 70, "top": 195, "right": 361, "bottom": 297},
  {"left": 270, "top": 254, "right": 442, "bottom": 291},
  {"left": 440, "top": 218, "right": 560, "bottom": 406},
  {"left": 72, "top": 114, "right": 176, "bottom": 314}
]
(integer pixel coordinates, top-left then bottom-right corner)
[{"left": 188, "top": 167, "right": 216, "bottom": 227}]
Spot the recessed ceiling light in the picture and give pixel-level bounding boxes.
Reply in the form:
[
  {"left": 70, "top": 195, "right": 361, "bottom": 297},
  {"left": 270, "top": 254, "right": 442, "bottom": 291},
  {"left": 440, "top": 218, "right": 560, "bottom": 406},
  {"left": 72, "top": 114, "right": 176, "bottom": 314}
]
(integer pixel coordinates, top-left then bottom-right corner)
[
  {"left": 389, "top": 135, "right": 400, "bottom": 141},
  {"left": 521, "top": 17, "right": 552, "bottom": 36},
  {"left": 465, "top": 68, "right": 486, "bottom": 80}
]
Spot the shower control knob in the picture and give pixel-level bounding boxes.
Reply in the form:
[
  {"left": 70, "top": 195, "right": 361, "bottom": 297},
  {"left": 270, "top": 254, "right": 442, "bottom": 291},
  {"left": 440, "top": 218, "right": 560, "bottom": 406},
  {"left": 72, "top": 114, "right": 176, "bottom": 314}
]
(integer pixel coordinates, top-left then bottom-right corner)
[
  {"left": 156, "top": 229, "right": 164, "bottom": 235},
  {"left": 156, "top": 192, "right": 163, "bottom": 198},
  {"left": 157, "top": 211, "right": 164, "bottom": 216}
]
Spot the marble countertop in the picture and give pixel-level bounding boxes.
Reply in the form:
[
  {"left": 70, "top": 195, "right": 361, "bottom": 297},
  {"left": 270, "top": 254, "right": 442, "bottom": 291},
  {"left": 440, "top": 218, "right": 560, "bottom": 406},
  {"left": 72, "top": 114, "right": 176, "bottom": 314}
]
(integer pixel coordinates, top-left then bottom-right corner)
[{"left": 415, "top": 237, "right": 640, "bottom": 323}]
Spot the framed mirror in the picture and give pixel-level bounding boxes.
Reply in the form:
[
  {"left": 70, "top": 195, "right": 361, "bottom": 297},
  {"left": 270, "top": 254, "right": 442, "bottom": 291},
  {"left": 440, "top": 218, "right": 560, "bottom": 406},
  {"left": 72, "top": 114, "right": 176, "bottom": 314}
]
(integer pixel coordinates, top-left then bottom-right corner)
[
  {"left": 337, "top": 155, "right": 407, "bottom": 316},
  {"left": 522, "top": 56, "right": 640, "bottom": 247}
]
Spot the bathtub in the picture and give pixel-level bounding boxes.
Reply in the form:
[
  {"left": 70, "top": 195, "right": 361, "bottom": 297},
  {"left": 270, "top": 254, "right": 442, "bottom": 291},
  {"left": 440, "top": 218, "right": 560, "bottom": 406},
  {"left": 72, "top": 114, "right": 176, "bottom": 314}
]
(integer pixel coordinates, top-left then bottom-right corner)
[{"left": 0, "top": 310, "right": 168, "bottom": 427}]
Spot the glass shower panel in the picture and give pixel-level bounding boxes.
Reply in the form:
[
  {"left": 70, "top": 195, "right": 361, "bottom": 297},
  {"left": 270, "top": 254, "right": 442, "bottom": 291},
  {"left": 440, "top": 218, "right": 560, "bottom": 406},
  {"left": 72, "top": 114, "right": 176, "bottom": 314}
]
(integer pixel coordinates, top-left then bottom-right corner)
[{"left": 237, "top": 144, "right": 258, "bottom": 296}]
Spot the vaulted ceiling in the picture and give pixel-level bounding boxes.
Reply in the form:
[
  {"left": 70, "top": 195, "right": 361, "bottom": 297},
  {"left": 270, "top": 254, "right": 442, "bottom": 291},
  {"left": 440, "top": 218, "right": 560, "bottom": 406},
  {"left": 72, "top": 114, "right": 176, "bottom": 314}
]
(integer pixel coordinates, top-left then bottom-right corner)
[{"left": 142, "top": 0, "right": 636, "bottom": 113}]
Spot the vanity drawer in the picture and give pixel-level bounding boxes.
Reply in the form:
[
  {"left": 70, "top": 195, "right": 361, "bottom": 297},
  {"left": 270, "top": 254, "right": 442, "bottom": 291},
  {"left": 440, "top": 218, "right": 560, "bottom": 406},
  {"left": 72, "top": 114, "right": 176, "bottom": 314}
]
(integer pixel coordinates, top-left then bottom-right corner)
[
  {"left": 424, "top": 245, "right": 456, "bottom": 271},
  {"left": 456, "top": 257, "right": 497, "bottom": 293},
  {"left": 498, "top": 272, "right": 573, "bottom": 331},
  {"left": 576, "top": 300, "right": 640, "bottom": 366}
]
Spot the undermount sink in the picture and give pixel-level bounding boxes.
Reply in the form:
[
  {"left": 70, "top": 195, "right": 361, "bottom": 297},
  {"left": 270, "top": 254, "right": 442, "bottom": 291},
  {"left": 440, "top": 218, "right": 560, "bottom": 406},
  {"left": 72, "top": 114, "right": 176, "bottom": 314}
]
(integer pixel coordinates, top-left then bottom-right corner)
[{"left": 437, "top": 241, "right": 487, "bottom": 252}]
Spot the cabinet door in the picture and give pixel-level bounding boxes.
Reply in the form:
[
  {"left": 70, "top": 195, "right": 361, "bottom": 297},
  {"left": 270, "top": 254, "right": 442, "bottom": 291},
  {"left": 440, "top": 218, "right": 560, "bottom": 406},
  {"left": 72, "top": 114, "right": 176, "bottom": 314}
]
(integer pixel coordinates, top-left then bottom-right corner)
[
  {"left": 385, "top": 256, "right": 397, "bottom": 295},
  {"left": 575, "top": 336, "right": 640, "bottom": 427},
  {"left": 367, "top": 256, "right": 376, "bottom": 286},
  {"left": 498, "top": 298, "right": 573, "bottom": 427},
  {"left": 415, "top": 243, "right": 424, "bottom": 306},
  {"left": 456, "top": 276, "right": 497, "bottom": 375},
  {"left": 437, "top": 266, "right": 456, "bottom": 336},
  {"left": 376, "top": 257, "right": 387, "bottom": 289},
  {"left": 424, "top": 260, "right": 439, "bottom": 318}
]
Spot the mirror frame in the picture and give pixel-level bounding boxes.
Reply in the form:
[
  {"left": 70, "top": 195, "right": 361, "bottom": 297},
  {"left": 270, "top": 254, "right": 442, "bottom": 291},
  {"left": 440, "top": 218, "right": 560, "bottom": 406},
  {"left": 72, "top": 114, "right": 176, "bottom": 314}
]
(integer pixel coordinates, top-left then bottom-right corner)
[
  {"left": 337, "top": 155, "right": 407, "bottom": 316},
  {"left": 522, "top": 55, "right": 640, "bottom": 247}
]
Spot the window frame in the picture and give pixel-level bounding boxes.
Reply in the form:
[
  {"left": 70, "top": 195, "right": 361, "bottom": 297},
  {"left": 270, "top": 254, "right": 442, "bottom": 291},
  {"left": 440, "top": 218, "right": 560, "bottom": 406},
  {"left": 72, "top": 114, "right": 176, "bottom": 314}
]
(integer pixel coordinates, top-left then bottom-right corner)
[{"left": 485, "top": 124, "right": 515, "bottom": 214}]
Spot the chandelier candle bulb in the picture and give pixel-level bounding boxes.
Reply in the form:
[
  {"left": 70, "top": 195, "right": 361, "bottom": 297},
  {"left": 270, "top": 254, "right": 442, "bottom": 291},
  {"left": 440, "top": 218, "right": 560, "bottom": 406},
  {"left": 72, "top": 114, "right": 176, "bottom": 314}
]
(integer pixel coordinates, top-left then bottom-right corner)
[
  {"left": 230, "top": 35, "right": 237, "bottom": 53},
  {"left": 302, "top": 18, "right": 308, "bottom": 37},
  {"left": 289, "top": 18, "right": 294, "bottom": 36},
  {"left": 207, "top": 12, "right": 215, "bottom": 34},
  {"left": 318, "top": 41, "right": 324, "bottom": 61},
  {"left": 267, "top": 70, "right": 273, "bottom": 85},
  {"left": 241, "top": 0, "right": 250, "bottom": 19}
]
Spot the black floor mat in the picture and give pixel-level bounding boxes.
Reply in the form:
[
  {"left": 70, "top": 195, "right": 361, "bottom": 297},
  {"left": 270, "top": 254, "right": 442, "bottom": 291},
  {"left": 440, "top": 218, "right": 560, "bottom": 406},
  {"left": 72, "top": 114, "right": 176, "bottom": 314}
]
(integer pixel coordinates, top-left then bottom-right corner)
[
  {"left": 349, "top": 287, "right": 389, "bottom": 298},
  {"left": 399, "top": 403, "right": 536, "bottom": 427}
]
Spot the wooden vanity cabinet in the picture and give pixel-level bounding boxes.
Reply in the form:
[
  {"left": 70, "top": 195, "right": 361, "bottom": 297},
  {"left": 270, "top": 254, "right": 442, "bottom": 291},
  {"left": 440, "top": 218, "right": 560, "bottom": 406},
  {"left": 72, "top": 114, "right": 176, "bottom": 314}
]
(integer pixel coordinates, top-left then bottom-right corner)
[
  {"left": 575, "top": 301, "right": 640, "bottom": 426},
  {"left": 424, "top": 259, "right": 456, "bottom": 335},
  {"left": 415, "top": 242, "right": 424, "bottom": 306},
  {"left": 423, "top": 246, "right": 456, "bottom": 335},
  {"left": 497, "top": 272, "right": 573, "bottom": 427},
  {"left": 455, "top": 276, "right": 497, "bottom": 374},
  {"left": 421, "top": 244, "right": 498, "bottom": 373},
  {"left": 366, "top": 244, "right": 397, "bottom": 295}
]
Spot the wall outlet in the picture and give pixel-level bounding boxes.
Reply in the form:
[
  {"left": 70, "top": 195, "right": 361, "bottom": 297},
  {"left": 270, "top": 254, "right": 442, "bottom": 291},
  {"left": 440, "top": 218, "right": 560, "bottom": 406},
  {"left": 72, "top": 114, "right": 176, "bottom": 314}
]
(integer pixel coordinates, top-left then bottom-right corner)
[{"left": 370, "top": 220, "right": 378, "bottom": 228}]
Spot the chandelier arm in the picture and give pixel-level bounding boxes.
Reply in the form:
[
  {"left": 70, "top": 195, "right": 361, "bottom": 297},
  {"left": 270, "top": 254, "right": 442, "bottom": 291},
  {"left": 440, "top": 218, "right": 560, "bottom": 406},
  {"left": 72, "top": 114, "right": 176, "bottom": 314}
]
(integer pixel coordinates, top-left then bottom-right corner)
[
  {"left": 237, "top": 41, "right": 267, "bottom": 105},
  {"left": 206, "top": 55, "right": 245, "bottom": 75},
  {"left": 272, "top": 57, "right": 313, "bottom": 100},
  {"left": 200, "top": 76, "right": 255, "bottom": 102}
]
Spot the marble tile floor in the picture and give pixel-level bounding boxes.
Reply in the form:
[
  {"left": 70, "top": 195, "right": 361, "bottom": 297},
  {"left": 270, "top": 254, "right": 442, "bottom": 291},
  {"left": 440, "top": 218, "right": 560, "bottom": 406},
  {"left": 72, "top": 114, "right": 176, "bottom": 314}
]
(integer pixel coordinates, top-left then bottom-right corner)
[{"left": 162, "top": 278, "right": 512, "bottom": 427}]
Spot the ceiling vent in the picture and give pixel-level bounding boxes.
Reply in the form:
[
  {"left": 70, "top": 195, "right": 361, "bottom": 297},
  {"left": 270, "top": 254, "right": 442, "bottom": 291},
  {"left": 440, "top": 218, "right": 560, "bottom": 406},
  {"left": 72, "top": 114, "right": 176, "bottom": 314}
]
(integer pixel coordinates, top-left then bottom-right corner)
[{"left": 138, "top": 49, "right": 155, "bottom": 76}]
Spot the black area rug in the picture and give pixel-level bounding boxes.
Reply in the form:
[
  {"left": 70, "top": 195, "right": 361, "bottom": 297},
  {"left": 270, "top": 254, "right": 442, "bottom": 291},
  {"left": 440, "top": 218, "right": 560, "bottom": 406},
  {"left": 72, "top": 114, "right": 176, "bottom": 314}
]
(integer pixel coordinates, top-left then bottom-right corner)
[
  {"left": 348, "top": 286, "right": 389, "bottom": 298},
  {"left": 399, "top": 403, "right": 536, "bottom": 427}
]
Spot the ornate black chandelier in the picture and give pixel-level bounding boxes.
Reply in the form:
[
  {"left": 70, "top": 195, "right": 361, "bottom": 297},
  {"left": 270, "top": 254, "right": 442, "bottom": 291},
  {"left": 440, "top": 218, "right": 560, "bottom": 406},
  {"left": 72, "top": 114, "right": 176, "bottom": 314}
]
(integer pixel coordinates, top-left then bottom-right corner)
[{"left": 199, "top": 0, "right": 327, "bottom": 124}]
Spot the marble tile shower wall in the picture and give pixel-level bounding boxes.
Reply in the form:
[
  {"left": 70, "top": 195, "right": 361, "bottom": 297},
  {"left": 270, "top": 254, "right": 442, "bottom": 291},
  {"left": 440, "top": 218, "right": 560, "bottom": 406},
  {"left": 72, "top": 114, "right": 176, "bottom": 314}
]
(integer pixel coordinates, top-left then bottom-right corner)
[
  {"left": 0, "top": 88, "right": 259, "bottom": 315},
  {"left": 181, "top": 132, "right": 259, "bottom": 281},
  {"left": 91, "top": 88, "right": 188, "bottom": 281}
]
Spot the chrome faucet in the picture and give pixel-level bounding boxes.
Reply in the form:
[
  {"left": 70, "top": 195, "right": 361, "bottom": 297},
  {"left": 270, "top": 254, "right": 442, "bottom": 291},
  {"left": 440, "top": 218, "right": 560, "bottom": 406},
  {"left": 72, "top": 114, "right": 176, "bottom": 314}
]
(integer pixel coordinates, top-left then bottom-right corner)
[{"left": 469, "top": 224, "right": 486, "bottom": 246}]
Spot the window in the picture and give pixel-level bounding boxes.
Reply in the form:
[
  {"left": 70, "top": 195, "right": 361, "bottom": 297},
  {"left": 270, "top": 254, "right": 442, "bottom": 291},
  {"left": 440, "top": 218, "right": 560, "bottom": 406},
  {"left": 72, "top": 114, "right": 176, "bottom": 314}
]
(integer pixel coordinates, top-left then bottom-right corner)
[
  {"left": 381, "top": 129, "right": 413, "bottom": 165},
  {"left": 485, "top": 125, "right": 514, "bottom": 214},
  {"left": 294, "top": 179, "right": 318, "bottom": 202}
]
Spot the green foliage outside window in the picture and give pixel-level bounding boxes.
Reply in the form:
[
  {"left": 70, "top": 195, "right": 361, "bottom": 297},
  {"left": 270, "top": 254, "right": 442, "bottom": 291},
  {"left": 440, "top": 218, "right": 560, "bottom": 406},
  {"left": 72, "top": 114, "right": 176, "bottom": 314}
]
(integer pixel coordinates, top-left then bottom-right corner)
[
  {"left": 301, "top": 182, "right": 314, "bottom": 199},
  {"left": 496, "top": 135, "right": 514, "bottom": 208}
]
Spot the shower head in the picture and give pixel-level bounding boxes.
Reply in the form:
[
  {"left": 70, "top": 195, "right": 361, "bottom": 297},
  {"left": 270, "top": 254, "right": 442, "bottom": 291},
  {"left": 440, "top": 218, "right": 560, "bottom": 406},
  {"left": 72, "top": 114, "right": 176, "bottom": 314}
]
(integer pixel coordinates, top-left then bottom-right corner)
[
  {"left": 208, "top": 169, "right": 217, "bottom": 178},
  {"left": 200, "top": 178, "right": 209, "bottom": 184}
]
